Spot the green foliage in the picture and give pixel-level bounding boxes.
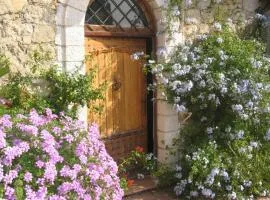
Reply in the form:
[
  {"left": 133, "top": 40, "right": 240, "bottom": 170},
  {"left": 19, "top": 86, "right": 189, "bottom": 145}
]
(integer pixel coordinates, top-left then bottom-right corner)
[
  {"left": 119, "top": 177, "right": 129, "bottom": 192},
  {"left": 0, "top": 49, "right": 104, "bottom": 116},
  {"left": 118, "top": 147, "right": 157, "bottom": 179},
  {"left": 0, "top": 54, "right": 10, "bottom": 78},
  {"left": 152, "top": 164, "right": 177, "bottom": 188}
]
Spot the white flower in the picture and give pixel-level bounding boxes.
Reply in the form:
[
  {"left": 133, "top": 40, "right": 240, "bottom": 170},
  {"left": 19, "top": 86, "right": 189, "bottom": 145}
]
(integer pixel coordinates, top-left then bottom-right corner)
[
  {"left": 148, "top": 60, "right": 155, "bottom": 64},
  {"left": 175, "top": 104, "right": 187, "bottom": 112},
  {"left": 228, "top": 192, "right": 237, "bottom": 199},
  {"left": 206, "top": 127, "right": 213, "bottom": 135},
  {"left": 255, "top": 13, "right": 267, "bottom": 21},
  {"left": 225, "top": 126, "right": 231, "bottom": 133},
  {"left": 185, "top": 0, "right": 192, "bottom": 7},
  {"left": 250, "top": 141, "right": 258, "bottom": 148},
  {"left": 171, "top": 80, "right": 182, "bottom": 90},
  {"left": 199, "top": 80, "right": 206, "bottom": 88},
  {"left": 236, "top": 130, "right": 244, "bottom": 139},
  {"left": 243, "top": 180, "right": 252, "bottom": 187},
  {"left": 156, "top": 47, "right": 167, "bottom": 57},
  {"left": 208, "top": 94, "right": 216, "bottom": 101},
  {"left": 137, "top": 173, "right": 145, "bottom": 180},
  {"left": 151, "top": 64, "right": 164, "bottom": 74},
  {"left": 213, "top": 22, "right": 222, "bottom": 31},
  {"left": 197, "top": 34, "right": 208, "bottom": 41},
  {"left": 172, "top": 63, "right": 181, "bottom": 71},
  {"left": 174, "top": 97, "right": 181, "bottom": 103},
  {"left": 239, "top": 185, "right": 244, "bottom": 191},
  {"left": 226, "top": 185, "right": 232, "bottom": 191},
  {"left": 216, "top": 37, "right": 224, "bottom": 43},
  {"left": 201, "top": 116, "right": 207, "bottom": 122},
  {"left": 202, "top": 188, "right": 214, "bottom": 198},
  {"left": 264, "top": 129, "right": 270, "bottom": 141},
  {"left": 131, "top": 51, "right": 144, "bottom": 60},
  {"left": 175, "top": 172, "right": 182, "bottom": 179},
  {"left": 221, "top": 87, "right": 228, "bottom": 94},
  {"left": 220, "top": 169, "right": 230, "bottom": 181},
  {"left": 214, "top": 0, "right": 222, "bottom": 3},
  {"left": 190, "top": 191, "right": 198, "bottom": 197},
  {"left": 174, "top": 182, "right": 185, "bottom": 196},
  {"left": 232, "top": 104, "right": 243, "bottom": 112},
  {"left": 172, "top": 6, "right": 181, "bottom": 16},
  {"left": 210, "top": 168, "right": 220, "bottom": 176},
  {"left": 185, "top": 17, "right": 198, "bottom": 25},
  {"left": 176, "top": 165, "right": 182, "bottom": 171}
]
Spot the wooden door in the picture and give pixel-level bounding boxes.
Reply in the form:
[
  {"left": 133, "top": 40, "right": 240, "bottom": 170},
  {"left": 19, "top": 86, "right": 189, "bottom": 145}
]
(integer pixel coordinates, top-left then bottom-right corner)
[{"left": 85, "top": 37, "right": 147, "bottom": 160}]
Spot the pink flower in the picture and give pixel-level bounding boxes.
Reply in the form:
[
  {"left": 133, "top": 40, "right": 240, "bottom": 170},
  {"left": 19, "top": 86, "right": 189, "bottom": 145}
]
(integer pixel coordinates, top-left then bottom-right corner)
[{"left": 24, "top": 172, "right": 33, "bottom": 183}]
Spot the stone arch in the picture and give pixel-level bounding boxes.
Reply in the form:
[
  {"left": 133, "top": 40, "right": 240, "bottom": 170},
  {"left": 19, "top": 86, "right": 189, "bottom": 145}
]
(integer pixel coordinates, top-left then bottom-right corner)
[
  {"left": 55, "top": 0, "right": 181, "bottom": 164},
  {"left": 56, "top": 0, "right": 164, "bottom": 72}
]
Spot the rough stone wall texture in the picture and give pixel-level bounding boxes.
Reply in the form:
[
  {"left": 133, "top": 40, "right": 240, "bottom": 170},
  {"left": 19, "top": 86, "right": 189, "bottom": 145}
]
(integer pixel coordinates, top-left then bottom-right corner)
[
  {"left": 0, "top": 0, "right": 56, "bottom": 72},
  {"left": 182, "top": 0, "right": 260, "bottom": 39}
]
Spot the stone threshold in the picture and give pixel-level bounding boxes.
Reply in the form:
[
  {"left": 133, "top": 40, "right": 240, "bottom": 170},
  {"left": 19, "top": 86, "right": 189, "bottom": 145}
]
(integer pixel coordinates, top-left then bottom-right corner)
[{"left": 124, "top": 176, "right": 158, "bottom": 197}]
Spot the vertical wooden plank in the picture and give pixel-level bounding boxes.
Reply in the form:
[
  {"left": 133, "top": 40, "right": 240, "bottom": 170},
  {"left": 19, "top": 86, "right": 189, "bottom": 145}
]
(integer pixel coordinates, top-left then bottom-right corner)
[
  {"left": 106, "top": 50, "right": 113, "bottom": 136},
  {"left": 112, "top": 50, "right": 121, "bottom": 134}
]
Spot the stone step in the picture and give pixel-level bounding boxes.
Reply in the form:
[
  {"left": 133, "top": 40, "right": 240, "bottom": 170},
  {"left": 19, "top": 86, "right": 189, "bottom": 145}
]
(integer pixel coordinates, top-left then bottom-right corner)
[{"left": 124, "top": 176, "right": 158, "bottom": 197}]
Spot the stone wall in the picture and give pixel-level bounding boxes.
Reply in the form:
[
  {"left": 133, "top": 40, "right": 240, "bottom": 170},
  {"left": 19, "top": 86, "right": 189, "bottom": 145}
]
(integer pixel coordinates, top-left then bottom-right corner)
[
  {"left": 182, "top": 0, "right": 260, "bottom": 39},
  {"left": 0, "top": 0, "right": 56, "bottom": 72}
]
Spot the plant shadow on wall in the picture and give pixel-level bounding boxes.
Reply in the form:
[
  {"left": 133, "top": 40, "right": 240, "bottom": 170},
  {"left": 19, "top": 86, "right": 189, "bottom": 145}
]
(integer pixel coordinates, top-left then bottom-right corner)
[
  {"left": 148, "top": 20, "right": 270, "bottom": 199},
  {"left": 0, "top": 47, "right": 105, "bottom": 117}
]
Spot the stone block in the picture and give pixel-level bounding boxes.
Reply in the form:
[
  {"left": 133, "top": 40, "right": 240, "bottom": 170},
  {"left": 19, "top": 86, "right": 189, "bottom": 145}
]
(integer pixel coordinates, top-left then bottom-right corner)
[
  {"left": 197, "top": 0, "right": 211, "bottom": 10},
  {"left": 157, "top": 114, "right": 179, "bottom": 133},
  {"left": 157, "top": 100, "right": 177, "bottom": 116},
  {"left": 157, "top": 130, "right": 179, "bottom": 149},
  {"left": 56, "top": 4, "right": 66, "bottom": 25},
  {"left": 243, "top": 0, "right": 259, "bottom": 12},
  {"left": 22, "top": 36, "right": 32, "bottom": 44},
  {"left": 201, "top": 9, "right": 215, "bottom": 23},
  {"left": 0, "top": 0, "right": 27, "bottom": 14},
  {"left": 65, "top": 45, "right": 85, "bottom": 62},
  {"left": 65, "top": 0, "right": 90, "bottom": 12},
  {"left": 185, "top": 9, "right": 201, "bottom": 23},
  {"left": 199, "top": 24, "right": 210, "bottom": 34},
  {"left": 32, "top": 25, "right": 55, "bottom": 43},
  {"left": 167, "top": 32, "right": 184, "bottom": 46},
  {"left": 64, "top": 61, "right": 85, "bottom": 73},
  {"left": 31, "top": 0, "right": 53, "bottom": 3},
  {"left": 157, "top": 147, "right": 178, "bottom": 165},
  {"left": 183, "top": 25, "right": 198, "bottom": 36},
  {"left": 65, "top": 26, "right": 84, "bottom": 46},
  {"left": 55, "top": 26, "right": 64, "bottom": 46},
  {"left": 65, "top": 6, "right": 85, "bottom": 26}
]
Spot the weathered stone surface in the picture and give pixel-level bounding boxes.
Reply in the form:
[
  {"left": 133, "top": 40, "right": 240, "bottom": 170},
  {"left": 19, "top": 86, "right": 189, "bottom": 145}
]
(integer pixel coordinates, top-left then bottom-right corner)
[
  {"left": 197, "top": 0, "right": 211, "bottom": 10},
  {"left": 243, "top": 0, "right": 259, "bottom": 12},
  {"left": 0, "top": 0, "right": 27, "bottom": 14},
  {"left": 32, "top": 25, "right": 55, "bottom": 43},
  {"left": 0, "top": 0, "right": 56, "bottom": 71}
]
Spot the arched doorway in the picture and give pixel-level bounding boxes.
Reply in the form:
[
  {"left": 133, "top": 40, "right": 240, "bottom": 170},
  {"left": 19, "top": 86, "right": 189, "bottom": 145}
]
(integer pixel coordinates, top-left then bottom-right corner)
[{"left": 84, "top": 0, "right": 156, "bottom": 160}]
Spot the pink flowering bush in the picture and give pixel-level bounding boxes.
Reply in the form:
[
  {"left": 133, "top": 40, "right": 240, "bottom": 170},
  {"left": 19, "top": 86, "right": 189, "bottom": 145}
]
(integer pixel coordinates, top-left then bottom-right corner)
[{"left": 0, "top": 109, "right": 123, "bottom": 200}]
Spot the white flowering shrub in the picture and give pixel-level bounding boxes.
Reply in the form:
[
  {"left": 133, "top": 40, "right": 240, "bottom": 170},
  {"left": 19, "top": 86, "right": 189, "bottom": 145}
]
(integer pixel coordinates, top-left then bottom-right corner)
[{"left": 150, "top": 24, "right": 270, "bottom": 199}]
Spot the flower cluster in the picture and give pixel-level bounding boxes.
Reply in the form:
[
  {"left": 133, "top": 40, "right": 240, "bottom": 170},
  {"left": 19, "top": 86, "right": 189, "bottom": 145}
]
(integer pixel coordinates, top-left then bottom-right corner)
[
  {"left": 0, "top": 109, "right": 123, "bottom": 199},
  {"left": 150, "top": 23, "right": 270, "bottom": 199}
]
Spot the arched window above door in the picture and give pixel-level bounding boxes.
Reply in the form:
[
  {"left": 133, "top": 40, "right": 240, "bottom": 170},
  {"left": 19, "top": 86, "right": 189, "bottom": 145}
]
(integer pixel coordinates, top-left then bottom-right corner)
[{"left": 85, "top": 0, "right": 154, "bottom": 37}]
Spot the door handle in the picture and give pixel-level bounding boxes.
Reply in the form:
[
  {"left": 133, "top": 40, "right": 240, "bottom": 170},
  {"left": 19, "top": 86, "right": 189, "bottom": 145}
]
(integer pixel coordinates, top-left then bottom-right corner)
[{"left": 112, "top": 79, "right": 122, "bottom": 91}]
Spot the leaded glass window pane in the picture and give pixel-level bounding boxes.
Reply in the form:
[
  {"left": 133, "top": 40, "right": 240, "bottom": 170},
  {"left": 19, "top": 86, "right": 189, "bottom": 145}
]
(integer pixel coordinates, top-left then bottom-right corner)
[{"left": 85, "top": 0, "right": 149, "bottom": 29}]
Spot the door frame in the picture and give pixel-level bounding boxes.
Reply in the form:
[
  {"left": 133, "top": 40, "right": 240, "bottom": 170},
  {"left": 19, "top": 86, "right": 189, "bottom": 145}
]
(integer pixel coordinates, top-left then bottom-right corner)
[{"left": 84, "top": 0, "right": 157, "bottom": 155}]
